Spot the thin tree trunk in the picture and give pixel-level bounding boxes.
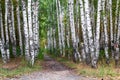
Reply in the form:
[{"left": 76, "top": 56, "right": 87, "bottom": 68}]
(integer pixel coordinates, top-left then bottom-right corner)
[
  {"left": 5, "top": 0, "right": 10, "bottom": 62},
  {"left": 16, "top": 0, "right": 23, "bottom": 55},
  {"left": 94, "top": 0, "right": 102, "bottom": 63},
  {"left": 102, "top": 0, "right": 109, "bottom": 62},
  {"left": 68, "top": 0, "right": 81, "bottom": 62},
  {"left": 11, "top": 0, "right": 17, "bottom": 56},
  {"left": 109, "top": 0, "right": 114, "bottom": 58},
  {"left": 56, "top": 0, "right": 62, "bottom": 55},
  {"left": 114, "top": 0, "right": 119, "bottom": 42},
  {"left": 0, "top": 2, "right": 5, "bottom": 43},
  {"left": 79, "top": 0, "right": 89, "bottom": 62},
  {"left": 33, "top": 0, "right": 39, "bottom": 57},
  {"left": 0, "top": 2, "right": 7, "bottom": 63},
  {"left": 0, "top": 39, "right": 7, "bottom": 63},
  {"left": 84, "top": 0, "right": 95, "bottom": 67},
  {"left": 28, "top": 0, "right": 35, "bottom": 65},
  {"left": 21, "top": 0, "right": 30, "bottom": 62}
]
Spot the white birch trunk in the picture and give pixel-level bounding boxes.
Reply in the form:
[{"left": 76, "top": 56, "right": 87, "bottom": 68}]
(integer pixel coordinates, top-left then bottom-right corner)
[
  {"left": 0, "top": 3, "right": 5, "bottom": 43},
  {"left": 16, "top": 0, "right": 23, "bottom": 55},
  {"left": 32, "top": 0, "right": 39, "bottom": 57},
  {"left": 117, "top": 11, "right": 120, "bottom": 43},
  {"left": 114, "top": 0, "right": 119, "bottom": 42},
  {"left": 56, "top": 0, "right": 62, "bottom": 55},
  {"left": 84, "top": 0, "right": 95, "bottom": 67},
  {"left": 28, "top": 0, "right": 35, "bottom": 65},
  {"left": 0, "top": 2, "right": 7, "bottom": 63},
  {"left": 102, "top": 0, "right": 109, "bottom": 60},
  {"left": 95, "top": 0, "right": 102, "bottom": 61},
  {"left": 11, "top": 0, "right": 17, "bottom": 56},
  {"left": 59, "top": 7, "right": 65, "bottom": 57},
  {"left": 5, "top": 0, "right": 10, "bottom": 61},
  {"left": 50, "top": 27, "right": 53, "bottom": 51},
  {"left": 68, "top": 0, "right": 81, "bottom": 62},
  {"left": 79, "top": 0, "right": 89, "bottom": 62},
  {"left": 76, "top": 0, "right": 80, "bottom": 47},
  {"left": 21, "top": 0, "right": 30, "bottom": 61},
  {"left": 109, "top": 0, "right": 114, "bottom": 58},
  {"left": 53, "top": 28, "right": 56, "bottom": 49},
  {"left": 47, "top": 28, "right": 50, "bottom": 50},
  {"left": 0, "top": 39, "right": 7, "bottom": 63}
]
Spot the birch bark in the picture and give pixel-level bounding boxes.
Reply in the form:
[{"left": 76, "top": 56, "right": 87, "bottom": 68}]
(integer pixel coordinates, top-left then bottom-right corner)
[
  {"left": 16, "top": 0, "right": 23, "bottom": 55},
  {"left": 68, "top": 0, "right": 81, "bottom": 62},
  {"left": 0, "top": 39, "right": 7, "bottom": 63},
  {"left": 56, "top": 0, "right": 62, "bottom": 55},
  {"left": 5, "top": 0, "right": 10, "bottom": 61},
  {"left": 21, "top": 0, "right": 30, "bottom": 61},
  {"left": 84, "top": 0, "right": 96, "bottom": 67},
  {"left": 102, "top": 0, "right": 109, "bottom": 61},
  {"left": 0, "top": 3, "right": 5, "bottom": 44},
  {"left": 114, "top": 0, "right": 119, "bottom": 42},
  {"left": 95, "top": 0, "right": 102, "bottom": 62},
  {"left": 11, "top": 0, "right": 17, "bottom": 56},
  {"left": 28, "top": 0, "right": 35, "bottom": 65},
  {"left": 79, "top": 0, "right": 89, "bottom": 62}
]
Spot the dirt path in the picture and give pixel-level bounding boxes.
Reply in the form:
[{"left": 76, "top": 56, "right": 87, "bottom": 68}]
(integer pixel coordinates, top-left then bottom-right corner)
[{"left": 7, "top": 55, "right": 97, "bottom": 80}]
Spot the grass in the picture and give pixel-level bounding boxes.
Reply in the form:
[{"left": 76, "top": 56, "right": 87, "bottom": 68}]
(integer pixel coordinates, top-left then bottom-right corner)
[
  {"left": 0, "top": 58, "right": 42, "bottom": 79},
  {"left": 49, "top": 54, "right": 120, "bottom": 79}
]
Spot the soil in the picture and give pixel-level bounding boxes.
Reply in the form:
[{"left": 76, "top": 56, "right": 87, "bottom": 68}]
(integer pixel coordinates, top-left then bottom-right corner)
[
  {"left": 2, "top": 58, "right": 21, "bottom": 70},
  {"left": 5, "top": 55, "right": 98, "bottom": 80}
]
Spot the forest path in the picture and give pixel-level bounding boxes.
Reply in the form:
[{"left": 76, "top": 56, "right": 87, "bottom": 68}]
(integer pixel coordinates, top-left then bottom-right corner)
[{"left": 8, "top": 55, "right": 97, "bottom": 80}]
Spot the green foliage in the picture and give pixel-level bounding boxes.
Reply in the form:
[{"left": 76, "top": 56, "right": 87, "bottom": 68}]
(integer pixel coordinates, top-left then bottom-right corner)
[{"left": 37, "top": 48, "right": 44, "bottom": 60}]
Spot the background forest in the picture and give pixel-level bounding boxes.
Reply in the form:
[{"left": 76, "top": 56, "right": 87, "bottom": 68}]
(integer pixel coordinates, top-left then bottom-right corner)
[{"left": 0, "top": 0, "right": 120, "bottom": 79}]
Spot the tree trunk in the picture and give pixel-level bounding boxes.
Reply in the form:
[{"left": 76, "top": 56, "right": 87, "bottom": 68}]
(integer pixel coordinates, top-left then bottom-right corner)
[
  {"left": 102, "top": 0, "right": 109, "bottom": 63},
  {"left": 114, "top": 0, "right": 119, "bottom": 42},
  {"left": 84, "top": 0, "right": 95, "bottom": 67},
  {"left": 21, "top": 0, "right": 30, "bottom": 62},
  {"left": 79, "top": 0, "right": 89, "bottom": 62},
  {"left": 16, "top": 0, "right": 23, "bottom": 55},
  {"left": 0, "top": 39, "right": 7, "bottom": 63},
  {"left": 56, "top": 0, "right": 62, "bottom": 55},
  {"left": 28, "top": 0, "right": 35, "bottom": 65},
  {"left": 11, "top": 0, "right": 17, "bottom": 56},
  {"left": 5, "top": 0, "right": 10, "bottom": 62},
  {"left": 68, "top": 0, "right": 81, "bottom": 62},
  {"left": 94, "top": 0, "right": 102, "bottom": 63}
]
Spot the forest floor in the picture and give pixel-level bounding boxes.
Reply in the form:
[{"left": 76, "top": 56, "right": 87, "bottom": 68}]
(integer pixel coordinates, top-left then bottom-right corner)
[
  {"left": 1, "top": 54, "right": 120, "bottom": 80},
  {"left": 3, "top": 55, "right": 98, "bottom": 80}
]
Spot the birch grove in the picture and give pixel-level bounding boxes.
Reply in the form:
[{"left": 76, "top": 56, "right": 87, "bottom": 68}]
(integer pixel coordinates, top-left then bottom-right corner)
[
  {"left": 0, "top": 0, "right": 120, "bottom": 68},
  {"left": 0, "top": 0, "right": 40, "bottom": 66}
]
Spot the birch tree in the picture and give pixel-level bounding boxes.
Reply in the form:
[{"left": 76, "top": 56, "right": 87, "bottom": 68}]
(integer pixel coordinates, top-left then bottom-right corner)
[
  {"left": 114, "top": 0, "right": 119, "bottom": 42},
  {"left": 56, "top": 0, "right": 62, "bottom": 55},
  {"left": 16, "top": 0, "right": 23, "bottom": 55},
  {"left": 28, "top": 0, "right": 35, "bottom": 65},
  {"left": 94, "top": 0, "right": 102, "bottom": 64},
  {"left": 84, "top": 0, "right": 96, "bottom": 67},
  {"left": 0, "top": 2, "right": 7, "bottom": 63},
  {"left": 102, "top": 0, "right": 109, "bottom": 63},
  {"left": 79, "top": 0, "right": 88, "bottom": 62},
  {"left": 32, "top": 0, "right": 40, "bottom": 57},
  {"left": 5, "top": 0, "right": 10, "bottom": 61},
  {"left": 0, "top": 39, "right": 7, "bottom": 63},
  {"left": 21, "top": 0, "right": 30, "bottom": 62},
  {"left": 109, "top": 0, "right": 114, "bottom": 58},
  {"left": 68, "top": 0, "right": 81, "bottom": 62},
  {"left": 0, "top": 2, "right": 5, "bottom": 44}
]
